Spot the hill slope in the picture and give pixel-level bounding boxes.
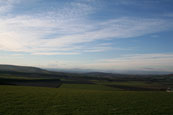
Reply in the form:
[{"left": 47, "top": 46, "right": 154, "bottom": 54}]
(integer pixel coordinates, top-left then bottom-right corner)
[{"left": 0, "top": 64, "right": 49, "bottom": 74}]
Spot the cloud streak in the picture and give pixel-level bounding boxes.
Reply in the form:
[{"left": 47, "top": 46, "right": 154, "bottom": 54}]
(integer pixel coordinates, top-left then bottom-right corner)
[
  {"left": 0, "top": 0, "right": 20, "bottom": 14},
  {"left": 0, "top": 0, "right": 173, "bottom": 55},
  {"left": 85, "top": 53, "right": 173, "bottom": 72}
]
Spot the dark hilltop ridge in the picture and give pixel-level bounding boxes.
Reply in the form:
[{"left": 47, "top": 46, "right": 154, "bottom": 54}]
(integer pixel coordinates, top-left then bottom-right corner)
[
  {"left": 0, "top": 64, "right": 172, "bottom": 91},
  {"left": 0, "top": 64, "right": 49, "bottom": 74},
  {"left": 0, "top": 64, "right": 172, "bottom": 76},
  {"left": 0, "top": 64, "right": 68, "bottom": 78},
  {"left": 0, "top": 64, "right": 173, "bottom": 80},
  {"left": 0, "top": 64, "right": 62, "bottom": 88}
]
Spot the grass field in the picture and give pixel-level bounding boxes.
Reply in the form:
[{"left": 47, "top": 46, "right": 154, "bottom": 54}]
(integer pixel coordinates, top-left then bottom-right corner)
[
  {"left": 60, "top": 84, "right": 121, "bottom": 91},
  {"left": 92, "top": 80, "right": 167, "bottom": 91},
  {"left": 0, "top": 85, "right": 173, "bottom": 115}
]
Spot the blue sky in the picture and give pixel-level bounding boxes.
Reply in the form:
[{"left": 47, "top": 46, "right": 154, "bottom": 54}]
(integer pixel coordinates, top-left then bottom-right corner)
[{"left": 0, "top": 0, "right": 173, "bottom": 73}]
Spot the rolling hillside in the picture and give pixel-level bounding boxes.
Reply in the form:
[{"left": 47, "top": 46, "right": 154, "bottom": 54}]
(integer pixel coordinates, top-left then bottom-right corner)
[{"left": 0, "top": 64, "right": 49, "bottom": 74}]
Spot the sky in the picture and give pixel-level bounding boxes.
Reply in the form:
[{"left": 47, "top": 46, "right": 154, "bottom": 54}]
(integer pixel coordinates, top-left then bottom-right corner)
[{"left": 0, "top": 0, "right": 173, "bottom": 73}]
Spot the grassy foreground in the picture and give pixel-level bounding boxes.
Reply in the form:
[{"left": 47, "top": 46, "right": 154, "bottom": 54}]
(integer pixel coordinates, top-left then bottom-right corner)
[{"left": 0, "top": 85, "right": 173, "bottom": 115}]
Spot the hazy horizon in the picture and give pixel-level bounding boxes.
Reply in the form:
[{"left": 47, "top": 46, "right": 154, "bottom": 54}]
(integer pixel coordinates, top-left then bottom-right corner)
[{"left": 0, "top": 0, "right": 173, "bottom": 73}]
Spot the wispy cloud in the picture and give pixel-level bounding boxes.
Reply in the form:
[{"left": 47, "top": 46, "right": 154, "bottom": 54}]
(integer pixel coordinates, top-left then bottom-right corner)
[
  {"left": 0, "top": 0, "right": 20, "bottom": 14},
  {"left": 85, "top": 53, "right": 173, "bottom": 72},
  {"left": 32, "top": 52, "right": 79, "bottom": 55},
  {"left": 0, "top": 0, "right": 173, "bottom": 56}
]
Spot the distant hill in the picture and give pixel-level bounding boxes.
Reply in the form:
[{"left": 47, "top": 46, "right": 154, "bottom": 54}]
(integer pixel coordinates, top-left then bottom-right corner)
[
  {"left": 0, "top": 64, "right": 172, "bottom": 80},
  {"left": 0, "top": 64, "right": 50, "bottom": 74}
]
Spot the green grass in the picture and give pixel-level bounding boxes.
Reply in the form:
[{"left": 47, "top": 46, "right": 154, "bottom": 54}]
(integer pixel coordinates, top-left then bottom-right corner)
[
  {"left": 0, "top": 74, "right": 31, "bottom": 80},
  {"left": 60, "top": 84, "right": 121, "bottom": 91},
  {"left": 0, "top": 74, "right": 48, "bottom": 80},
  {"left": 0, "top": 85, "right": 173, "bottom": 115},
  {"left": 0, "top": 74, "right": 60, "bottom": 81},
  {"left": 96, "top": 81, "right": 166, "bottom": 88}
]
